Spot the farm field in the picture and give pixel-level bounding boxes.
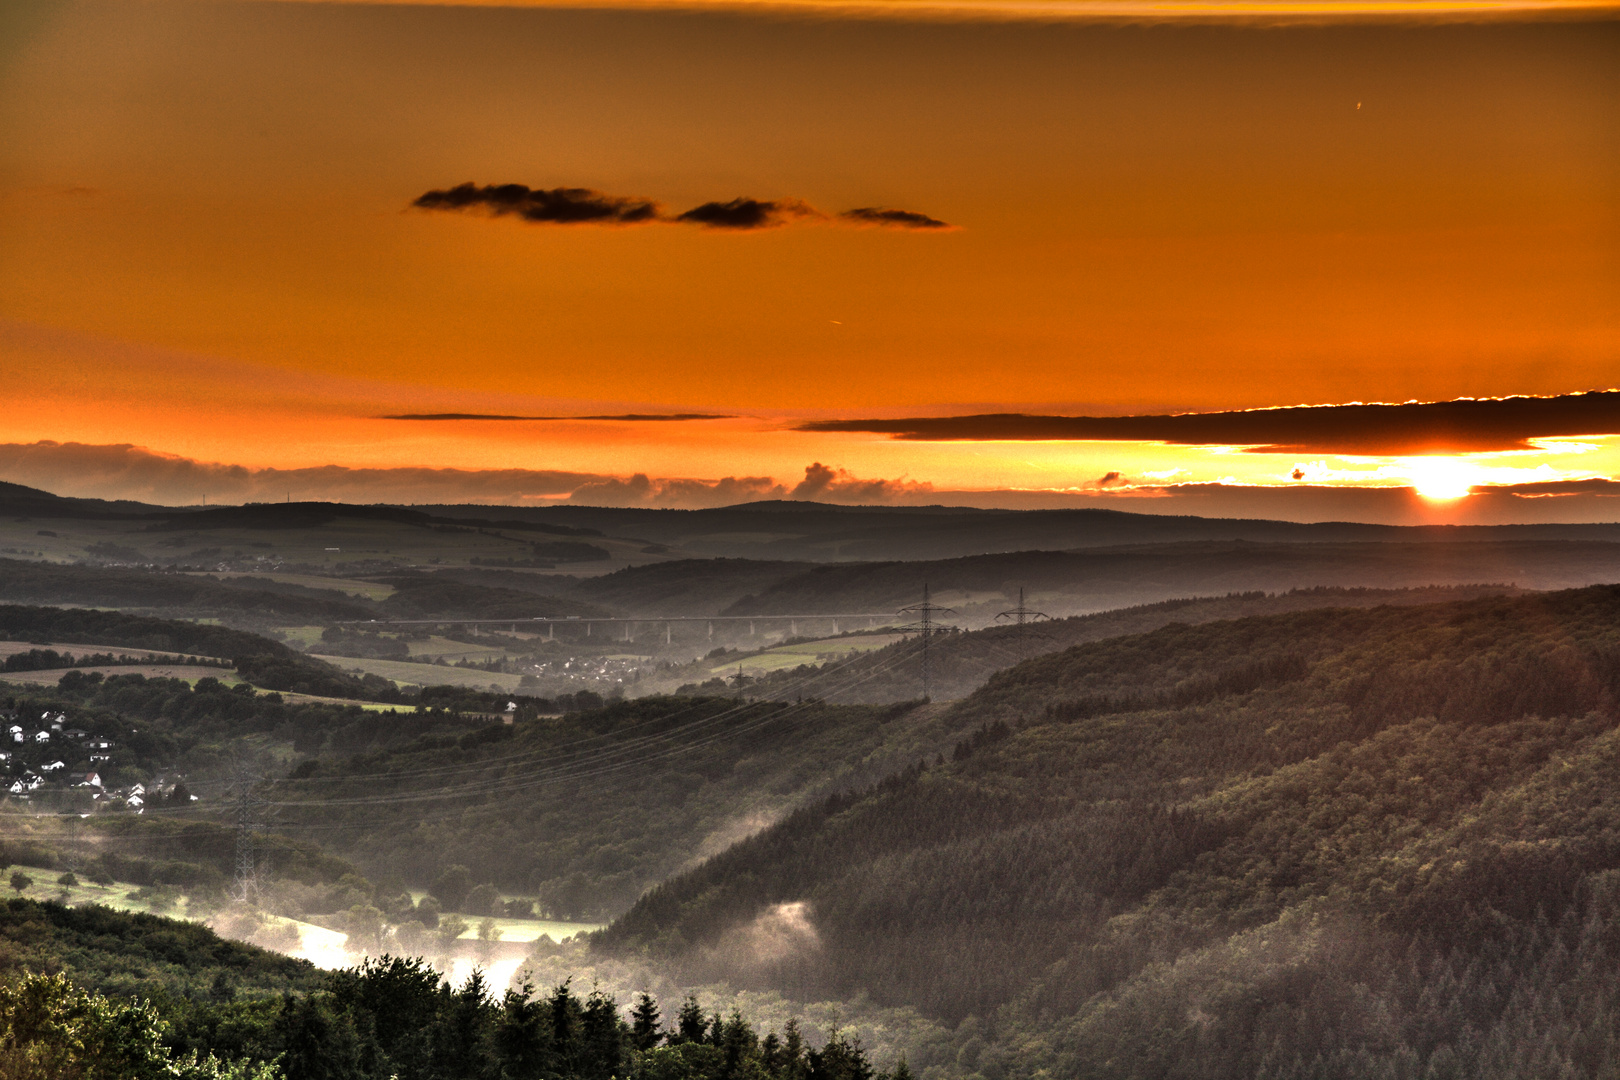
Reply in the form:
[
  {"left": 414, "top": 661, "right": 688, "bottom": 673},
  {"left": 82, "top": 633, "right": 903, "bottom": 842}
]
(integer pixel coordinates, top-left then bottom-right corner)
[
  {"left": 2, "top": 863, "right": 210, "bottom": 920},
  {"left": 401, "top": 891, "right": 600, "bottom": 942},
  {"left": 405, "top": 635, "right": 523, "bottom": 662},
  {"left": 709, "top": 632, "right": 906, "bottom": 676},
  {"left": 311, "top": 654, "right": 526, "bottom": 692},
  {"left": 276, "top": 625, "right": 328, "bottom": 649}
]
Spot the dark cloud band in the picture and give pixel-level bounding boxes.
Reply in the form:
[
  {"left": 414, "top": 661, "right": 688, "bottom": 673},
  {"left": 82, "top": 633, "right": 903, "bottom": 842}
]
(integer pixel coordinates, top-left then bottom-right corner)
[
  {"left": 840, "top": 207, "right": 953, "bottom": 229},
  {"left": 382, "top": 413, "right": 734, "bottom": 422},
  {"left": 676, "top": 198, "right": 819, "bottom": 230},
  {"left": 413, "top": 183, "right": 660, "bottom": 224},
  {"left": 797, "top": 392, "right": 1620, "bottom": 455},
  {"left": 413, "top": 183, "right": 950, "bottom": 232}
]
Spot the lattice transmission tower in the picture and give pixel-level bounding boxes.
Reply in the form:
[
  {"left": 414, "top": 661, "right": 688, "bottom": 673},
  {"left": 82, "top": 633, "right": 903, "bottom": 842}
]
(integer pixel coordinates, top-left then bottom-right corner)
[
  {"left": 225, "top": 764, "right": 268, "bottom": 904},
  {"left": 897, "top": 584, "right": 957, "bottom": 701},
  {"left": 996, "top": 587, "right": 1051, "bottom": 658}
]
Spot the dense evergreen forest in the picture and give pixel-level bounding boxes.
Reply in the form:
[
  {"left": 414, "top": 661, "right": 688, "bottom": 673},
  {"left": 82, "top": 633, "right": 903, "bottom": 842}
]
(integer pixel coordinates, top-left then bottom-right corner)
[{"left": 602, "top": 585, "right": 1620, "bottom": 1079}]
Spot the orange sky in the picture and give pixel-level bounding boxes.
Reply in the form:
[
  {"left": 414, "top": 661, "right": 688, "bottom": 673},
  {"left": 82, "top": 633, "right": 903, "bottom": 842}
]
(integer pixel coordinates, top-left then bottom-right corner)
[{"left": 1, "top": 0, "right": 1617, "bottom": 517}]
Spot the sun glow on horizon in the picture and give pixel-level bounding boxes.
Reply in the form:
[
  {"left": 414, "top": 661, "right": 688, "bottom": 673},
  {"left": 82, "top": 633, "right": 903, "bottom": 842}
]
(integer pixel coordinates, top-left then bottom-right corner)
[{"left": 1402, "top": 456, "right": 1485, "bottom": 501}]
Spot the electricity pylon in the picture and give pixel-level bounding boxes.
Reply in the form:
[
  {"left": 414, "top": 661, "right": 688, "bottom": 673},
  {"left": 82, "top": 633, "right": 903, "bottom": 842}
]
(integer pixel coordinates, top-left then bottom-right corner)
[
  {"left": 897, "top": 584, "right": 957, "bottom": 701},
  {"left": 996, "top": 588, "right": 1051, "bottom": 660},
  {"left": 225, "top": 764, "right": 267, "bottom": 904}
]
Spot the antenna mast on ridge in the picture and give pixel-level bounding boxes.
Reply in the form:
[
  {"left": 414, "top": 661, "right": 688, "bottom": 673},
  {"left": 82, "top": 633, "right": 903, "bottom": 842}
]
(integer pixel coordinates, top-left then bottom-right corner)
[{"left": 897, "top": 584, "right": 957, "bottom": 701}]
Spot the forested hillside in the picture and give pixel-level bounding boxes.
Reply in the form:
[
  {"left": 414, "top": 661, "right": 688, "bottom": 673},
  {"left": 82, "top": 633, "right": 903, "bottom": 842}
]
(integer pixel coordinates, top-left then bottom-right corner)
[
  {"left": 426, "top": 501, "right": 1620, "bottom": 562},
  {"left": 602, "top": 585, "right": 1620, "bottom": 1079},
  {"left": 0, "top": 558, "right": 372, "bottom": 623},
  {"left": 0, "top": 897, "right": 321, "bottom": 1001},
  {"left": 723, "top": 585, "right": 1520, "bottom": 704},
  {"left": 272, "top": 695, "right": 961, "bottom": 919},
  {"left": 0, "top": 603, "right": 394, "bottom": 699},
  {"left": 715, "top": 541, "right": 1620, "bottom": 621}
]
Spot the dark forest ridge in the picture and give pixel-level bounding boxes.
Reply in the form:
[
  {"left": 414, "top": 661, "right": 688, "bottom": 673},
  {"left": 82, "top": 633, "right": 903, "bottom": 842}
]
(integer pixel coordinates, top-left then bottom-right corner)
[
  {"left": 415, "top": 500, "right": 1620, "bottom": 561},
  {"left": 7, "top": 479, "right": 1620, "bottom": 564}
]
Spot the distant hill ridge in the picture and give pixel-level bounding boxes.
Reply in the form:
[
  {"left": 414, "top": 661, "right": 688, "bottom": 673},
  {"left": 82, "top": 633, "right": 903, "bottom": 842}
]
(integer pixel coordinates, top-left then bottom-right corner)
[{"left": 7, "top": 478, "right": 1620, "bottom": 561}]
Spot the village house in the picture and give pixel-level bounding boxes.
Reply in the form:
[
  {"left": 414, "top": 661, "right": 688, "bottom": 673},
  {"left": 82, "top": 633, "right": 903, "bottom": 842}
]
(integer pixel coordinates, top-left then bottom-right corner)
[
  {"left": 30, "top": 730, "right": 49, "bottom": 744},
  {"left": 39, "top": 760, "right": 65, "bottom": 774},
  {"left": 70, "top": 771, "right": 102, "bottom": 789}
]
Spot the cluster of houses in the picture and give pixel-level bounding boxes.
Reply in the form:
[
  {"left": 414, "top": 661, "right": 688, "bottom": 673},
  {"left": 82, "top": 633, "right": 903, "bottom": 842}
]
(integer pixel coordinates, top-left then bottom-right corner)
[{"left": 0, "top": 709, "right": 134, "bottom": 806}]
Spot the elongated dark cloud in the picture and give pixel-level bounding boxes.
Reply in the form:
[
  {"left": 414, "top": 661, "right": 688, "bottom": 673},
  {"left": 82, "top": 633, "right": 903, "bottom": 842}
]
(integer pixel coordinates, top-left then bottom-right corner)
[
  {"left": 676, "top": 198, "right": 820, "bottom": 230},
  {"left": 413, "top": 183, "right": 660, "bottom": 224},
  {"left": 414, "top": 183, "right": 949, "bottom": 232},
  {"left": 381, "top": 413, "right": 735, "bottom": 422},
  {"left": 799, "top": 392, "right": 1620, "bottom": 456},
  {"left": 840, "top": 207, "right": 953, "bottom": 229}
]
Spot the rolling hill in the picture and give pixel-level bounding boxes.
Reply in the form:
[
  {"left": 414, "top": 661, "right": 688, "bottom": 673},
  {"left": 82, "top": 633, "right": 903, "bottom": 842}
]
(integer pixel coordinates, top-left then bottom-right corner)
[
  {"left": 724, "top": 584, "right": 1526, "bottom": 704},
  {"left": 600, "top": 584, "right": 1620, "bottom": 1079}
]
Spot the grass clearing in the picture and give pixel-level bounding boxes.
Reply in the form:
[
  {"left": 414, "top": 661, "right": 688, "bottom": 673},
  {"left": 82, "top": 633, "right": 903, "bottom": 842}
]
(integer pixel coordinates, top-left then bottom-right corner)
[
  {"left": 406, "top": 635, "right": 519, "bottom": 662},
  {"left": 276, "top": 625, "right": 328, "bottom": 649},
  {"left": 2, "top": 863, "right": 207, "bottom": 920}
]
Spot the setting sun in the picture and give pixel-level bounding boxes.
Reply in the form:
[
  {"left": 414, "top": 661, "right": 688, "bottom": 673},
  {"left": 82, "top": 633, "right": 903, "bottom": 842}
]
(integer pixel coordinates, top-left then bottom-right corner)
[{"left": 1404, "top": 457, "right": 1483, "bottom": 500}]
